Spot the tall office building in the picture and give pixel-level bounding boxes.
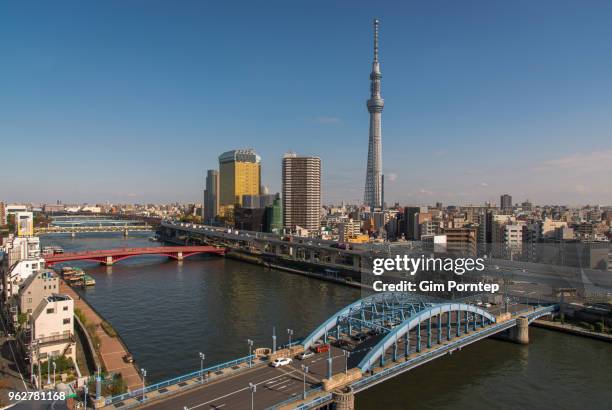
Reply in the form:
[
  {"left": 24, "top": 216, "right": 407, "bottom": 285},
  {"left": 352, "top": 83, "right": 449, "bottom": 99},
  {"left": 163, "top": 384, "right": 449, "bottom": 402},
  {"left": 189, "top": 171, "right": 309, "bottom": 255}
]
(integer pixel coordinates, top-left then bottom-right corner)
[
  {"left": 0, "top": 201, "right": 5, "bottom": 226},
  {"left": 364, "top": 19, "right": 384, "bottom": 210},
  {"left": 500, "top": 194, "right": 512, "bottom": 211},
  {"left": 218, "top": 149, "right": 261, "bottom": 220},
  {"left": 282, "top": 153, "right": 321, "bottom": 233},
  {"left": 204, "top": 170, "right": 219, "bottom": 224}
]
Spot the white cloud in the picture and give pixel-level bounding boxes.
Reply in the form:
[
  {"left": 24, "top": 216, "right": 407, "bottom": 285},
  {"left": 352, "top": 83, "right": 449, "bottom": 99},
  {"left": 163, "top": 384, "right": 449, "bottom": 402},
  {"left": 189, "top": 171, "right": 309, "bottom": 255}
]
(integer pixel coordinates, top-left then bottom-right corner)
[
  {"left": 387, "top": 173, "right": 398, "bottom": 182},
  {"left": 536, "top": 150, "right": 612, "bottom": 171}
]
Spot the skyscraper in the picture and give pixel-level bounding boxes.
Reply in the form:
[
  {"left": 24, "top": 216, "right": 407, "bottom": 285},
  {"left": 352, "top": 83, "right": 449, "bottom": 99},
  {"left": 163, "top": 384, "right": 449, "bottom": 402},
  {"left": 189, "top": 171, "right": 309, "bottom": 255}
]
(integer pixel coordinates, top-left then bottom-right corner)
[
  {"left": 282, "top": 153, "right": 321, "bottom": 233},
  {"left": 500, "top": 194, "right": 512, "bottom": 211},
  {"left": 218, "top": 149, "right": 261, "bottom": 221},
  {"left": 364, "top": 18, "right": 384, "bottom": 210},
  {"left": 204, "top": 169, "right": 219, "bottom": 224}
]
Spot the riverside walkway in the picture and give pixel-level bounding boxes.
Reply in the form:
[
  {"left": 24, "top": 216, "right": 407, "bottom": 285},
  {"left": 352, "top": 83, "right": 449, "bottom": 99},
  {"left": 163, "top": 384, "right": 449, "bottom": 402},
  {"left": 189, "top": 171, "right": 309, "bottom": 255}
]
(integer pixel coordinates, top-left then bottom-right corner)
[{"left": 59, "top": 279, "right": 143, "bottom": 390}]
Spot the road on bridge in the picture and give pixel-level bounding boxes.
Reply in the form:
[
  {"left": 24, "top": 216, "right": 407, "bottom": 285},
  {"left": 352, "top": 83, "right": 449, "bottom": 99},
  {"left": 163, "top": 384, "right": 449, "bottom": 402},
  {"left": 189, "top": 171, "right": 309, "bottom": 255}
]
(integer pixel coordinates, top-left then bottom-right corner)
[{"left": 144, "top": 347, "right": 349, "bottom": 410}]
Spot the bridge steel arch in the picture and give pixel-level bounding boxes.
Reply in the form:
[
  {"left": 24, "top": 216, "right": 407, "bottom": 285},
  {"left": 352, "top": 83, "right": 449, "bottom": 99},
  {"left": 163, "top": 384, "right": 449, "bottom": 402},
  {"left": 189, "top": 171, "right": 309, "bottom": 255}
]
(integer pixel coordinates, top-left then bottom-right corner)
[
  {"left": 302, "top": 292, "right": 440, "bottom": 351},
  {"left": 357, "top": 303, "right": 497, "bottom": 372}
]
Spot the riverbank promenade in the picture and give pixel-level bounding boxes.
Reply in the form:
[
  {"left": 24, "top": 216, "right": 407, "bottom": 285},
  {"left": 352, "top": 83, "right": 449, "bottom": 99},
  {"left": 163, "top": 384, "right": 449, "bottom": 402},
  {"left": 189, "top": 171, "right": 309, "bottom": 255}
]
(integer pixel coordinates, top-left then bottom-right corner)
[{"left": 59, "top": 280, "right": 143, "bottom": 391}]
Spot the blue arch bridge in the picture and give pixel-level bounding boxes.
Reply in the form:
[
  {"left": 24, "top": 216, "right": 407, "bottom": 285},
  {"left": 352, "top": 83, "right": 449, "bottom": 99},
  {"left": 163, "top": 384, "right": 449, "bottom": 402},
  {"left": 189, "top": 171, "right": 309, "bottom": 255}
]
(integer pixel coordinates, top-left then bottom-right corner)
[{"left": 100, "top": 292, "right": 557, "bottom": 410}]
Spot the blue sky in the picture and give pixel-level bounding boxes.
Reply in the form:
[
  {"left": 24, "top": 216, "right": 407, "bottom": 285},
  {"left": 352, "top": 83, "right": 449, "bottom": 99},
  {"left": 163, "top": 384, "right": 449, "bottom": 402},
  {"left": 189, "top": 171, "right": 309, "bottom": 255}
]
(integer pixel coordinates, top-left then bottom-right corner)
[{"left": 1, "top": 0, "right": 611, "bottom": 205}]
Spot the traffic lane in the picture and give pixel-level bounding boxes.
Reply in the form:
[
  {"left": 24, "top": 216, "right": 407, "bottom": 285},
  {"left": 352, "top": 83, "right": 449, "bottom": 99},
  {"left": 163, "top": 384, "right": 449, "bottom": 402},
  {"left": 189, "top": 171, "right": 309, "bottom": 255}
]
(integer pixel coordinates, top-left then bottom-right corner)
[
  {"left": 182, "top": 367, "right": 314, "bottom": 410},
  {"left": 145, "top": 365, "right": 280, "bottom": 410},
  {"left": 146, "top": 363, "right": 315, "bottom": 410},
  {"left": 293, "top": 347, "right": 351, "bottom": 379}
]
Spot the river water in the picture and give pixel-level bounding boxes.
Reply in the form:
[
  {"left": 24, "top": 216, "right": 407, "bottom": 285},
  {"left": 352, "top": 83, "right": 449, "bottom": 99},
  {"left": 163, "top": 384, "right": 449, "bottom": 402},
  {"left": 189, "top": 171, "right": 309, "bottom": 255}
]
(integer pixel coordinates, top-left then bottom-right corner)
[{"left": 41, "top": 233, "right": 612, "bottom": 409}]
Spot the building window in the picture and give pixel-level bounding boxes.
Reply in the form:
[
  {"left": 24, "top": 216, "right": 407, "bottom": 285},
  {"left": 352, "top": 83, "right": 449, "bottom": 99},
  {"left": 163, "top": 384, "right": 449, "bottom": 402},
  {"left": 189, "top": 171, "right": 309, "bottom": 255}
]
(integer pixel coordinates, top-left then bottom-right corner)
[
  {"left": 46, "top": 308, "right": 54, "bottom": 314},
  {"left": 63, "top": 318, "right": 71, "bottom": 325},
  {"left": 27, "top": 298, "right": 32, "bottom": 303},
  {"left": 63, "top": 306, "right": 68, "bottom": 311}
]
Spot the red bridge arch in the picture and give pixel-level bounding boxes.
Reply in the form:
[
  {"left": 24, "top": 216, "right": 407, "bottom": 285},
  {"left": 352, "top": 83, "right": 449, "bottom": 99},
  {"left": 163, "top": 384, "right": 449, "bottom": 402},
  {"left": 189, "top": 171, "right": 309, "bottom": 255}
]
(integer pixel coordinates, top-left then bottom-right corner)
[{"left": 44, "top": 246, "right": 227, "bottom": 266}]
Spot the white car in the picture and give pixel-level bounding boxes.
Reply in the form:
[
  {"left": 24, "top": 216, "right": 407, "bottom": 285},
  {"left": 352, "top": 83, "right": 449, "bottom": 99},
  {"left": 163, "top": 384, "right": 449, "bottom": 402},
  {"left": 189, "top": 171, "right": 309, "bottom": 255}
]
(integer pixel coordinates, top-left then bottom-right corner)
[
  {"left": 271, "top": 357, "right": 292, "bottom": 368},
  {"left": 298, "top": 351, "right": 315, "bottom": 360}
]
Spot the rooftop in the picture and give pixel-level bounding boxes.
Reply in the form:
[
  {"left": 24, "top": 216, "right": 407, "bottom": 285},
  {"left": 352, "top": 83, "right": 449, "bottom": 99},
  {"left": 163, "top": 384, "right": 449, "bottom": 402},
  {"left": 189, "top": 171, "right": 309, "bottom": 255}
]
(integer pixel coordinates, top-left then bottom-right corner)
[
  {"left": 47, "top": 294, "right": 72, "bottom": 302},
  {"left": 219, "top": 149, "right": 261, "bottom": 164}
]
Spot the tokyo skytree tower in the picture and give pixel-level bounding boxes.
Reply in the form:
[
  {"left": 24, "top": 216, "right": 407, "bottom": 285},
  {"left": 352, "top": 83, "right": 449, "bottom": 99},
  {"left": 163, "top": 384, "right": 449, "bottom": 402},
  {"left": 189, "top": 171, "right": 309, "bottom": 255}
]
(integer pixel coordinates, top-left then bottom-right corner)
[{"left": 364, "top": 18, "right": 384, "bottom": 209}]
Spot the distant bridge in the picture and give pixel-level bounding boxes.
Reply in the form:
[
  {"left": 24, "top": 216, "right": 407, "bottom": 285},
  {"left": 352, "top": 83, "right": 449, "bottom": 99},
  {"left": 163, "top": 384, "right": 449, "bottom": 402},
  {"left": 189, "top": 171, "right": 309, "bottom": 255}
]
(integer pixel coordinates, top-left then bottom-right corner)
[
  {"left": 98, "top": 292, "right": 557, "bottom": 410},
  {"left": 35, "top": 225, "right": 154, "bottom": 235},
  {"left": 43, "top": 246, "right": 226, "bottom": 266}
]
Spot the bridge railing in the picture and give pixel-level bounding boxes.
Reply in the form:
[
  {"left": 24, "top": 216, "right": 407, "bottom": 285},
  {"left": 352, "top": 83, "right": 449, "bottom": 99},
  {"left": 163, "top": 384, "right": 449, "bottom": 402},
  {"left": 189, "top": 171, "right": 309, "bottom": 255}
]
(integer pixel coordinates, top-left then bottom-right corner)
[
  {"left": 104, "top": 354, "right": 261, "bottom": 406},
  {"left": 294, "top": 392, "right": 333, "bottom": 410},
  {"left": 265, "top": 386, "right": 325, "bottom": 410}
]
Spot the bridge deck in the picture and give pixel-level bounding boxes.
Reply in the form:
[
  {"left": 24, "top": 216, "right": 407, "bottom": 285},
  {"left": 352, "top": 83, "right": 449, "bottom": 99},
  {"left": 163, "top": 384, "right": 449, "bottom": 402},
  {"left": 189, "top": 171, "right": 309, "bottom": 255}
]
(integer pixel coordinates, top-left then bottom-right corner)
[
  {"left": 106, "top": 346, "right": 348, "bottom": 410},
  {"left": 44, "top": 246, "right": 226, "bottom": 265},
  {"left": 101, "top": 304, "right": 553, "bottom": 410}
]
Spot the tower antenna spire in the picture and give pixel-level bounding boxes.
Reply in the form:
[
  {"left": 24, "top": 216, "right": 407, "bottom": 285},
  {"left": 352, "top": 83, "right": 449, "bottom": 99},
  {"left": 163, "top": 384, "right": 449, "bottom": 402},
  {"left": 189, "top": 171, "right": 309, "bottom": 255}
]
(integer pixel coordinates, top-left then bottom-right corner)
[{"left": 373, "top": 18, "right": 379, "bottom": 62}]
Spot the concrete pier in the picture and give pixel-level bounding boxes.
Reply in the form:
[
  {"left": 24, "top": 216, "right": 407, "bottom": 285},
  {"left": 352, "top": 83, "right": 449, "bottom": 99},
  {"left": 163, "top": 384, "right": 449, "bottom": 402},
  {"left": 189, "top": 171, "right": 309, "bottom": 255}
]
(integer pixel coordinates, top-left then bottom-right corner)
[
  {"left": 509, "top": 317, "right": 530, "bottom": 344},
  {"left": 332, "top": 387, "right": 355, "bottom": 410}
]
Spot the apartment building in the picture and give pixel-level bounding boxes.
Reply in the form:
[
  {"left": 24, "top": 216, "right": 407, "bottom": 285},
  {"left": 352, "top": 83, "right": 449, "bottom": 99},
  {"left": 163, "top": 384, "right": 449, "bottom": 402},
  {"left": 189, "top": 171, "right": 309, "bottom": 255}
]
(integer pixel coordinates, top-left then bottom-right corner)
[{"left": 29, "top": 294, "right": 76, "bottom": 364}]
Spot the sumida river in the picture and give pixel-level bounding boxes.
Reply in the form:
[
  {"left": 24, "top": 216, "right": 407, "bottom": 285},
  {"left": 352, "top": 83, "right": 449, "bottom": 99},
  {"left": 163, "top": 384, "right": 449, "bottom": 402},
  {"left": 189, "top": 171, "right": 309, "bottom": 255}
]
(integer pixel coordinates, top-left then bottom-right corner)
[{"left": 41, "top": 233, "right": 612, "bottom": 409}]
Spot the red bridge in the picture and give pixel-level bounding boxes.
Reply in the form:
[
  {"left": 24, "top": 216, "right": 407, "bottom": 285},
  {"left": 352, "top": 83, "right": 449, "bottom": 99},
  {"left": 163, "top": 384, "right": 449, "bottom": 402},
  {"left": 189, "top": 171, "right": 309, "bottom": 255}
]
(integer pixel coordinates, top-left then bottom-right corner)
[{"left": 43, "top": 246, "right": 227, "bottom": 266}]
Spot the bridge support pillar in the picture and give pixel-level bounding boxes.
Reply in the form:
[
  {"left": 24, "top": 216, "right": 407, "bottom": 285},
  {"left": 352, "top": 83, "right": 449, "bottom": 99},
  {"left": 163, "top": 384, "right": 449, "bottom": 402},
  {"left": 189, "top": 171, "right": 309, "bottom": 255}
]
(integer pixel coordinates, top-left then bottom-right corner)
[
  {"left": 104, "top": 256, "right": 114, "bottom": 266},
  {"left": 510, "top": 317, "right": 530, "bottom": 344},
  {"left": 332, "top": 387, "right": 355, "bottom": 410},
  {"left": 123, "top": 229, "right": 129, "bottom": 237},
  {"left": 177, "top": 252, "right": 183, "bottom": 261}
]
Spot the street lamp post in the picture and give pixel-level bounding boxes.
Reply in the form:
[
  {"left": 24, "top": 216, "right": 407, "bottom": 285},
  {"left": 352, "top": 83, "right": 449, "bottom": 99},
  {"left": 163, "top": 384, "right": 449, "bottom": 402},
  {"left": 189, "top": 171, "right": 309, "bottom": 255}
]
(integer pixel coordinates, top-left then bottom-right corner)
[
  {"left": 344, "top": 350, "right": 350, "bottom": 375},
  {"left": 287, "top": 329, "right": 294, "bottom": 349},
  {"left": 272, "top": 326, "right": 277, "bottom": 353},
  {"left": 301, "top": 365, "right": 309, "bottom": 399},
  {"left": 36, "top": 343, "right": 41, "bottom": 390},
  {"left": 141, "top": 368, "right": 147, "bottom": 403},
  {"left": 52, "top": 361, "right": 56, "bottom": 386},
  {"left": 47, "top": 357, "right": 51, "bottom": 386},
  {"left": 199, "top": 352, "right": 205, "bottom": 383},
  {"left": 249, "top": 382, "right": 256, "bottom": 410},
  {"left": 247, "top": 339, "right": 253, "bottom": 368}
]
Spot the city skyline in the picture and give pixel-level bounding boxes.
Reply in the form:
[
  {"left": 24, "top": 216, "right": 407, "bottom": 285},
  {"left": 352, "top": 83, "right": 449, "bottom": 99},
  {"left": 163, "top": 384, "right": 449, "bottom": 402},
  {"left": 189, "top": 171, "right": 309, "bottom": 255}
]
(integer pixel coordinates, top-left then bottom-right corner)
[{"left": 2, "top": 1, "right": 612, "bottom": 205}]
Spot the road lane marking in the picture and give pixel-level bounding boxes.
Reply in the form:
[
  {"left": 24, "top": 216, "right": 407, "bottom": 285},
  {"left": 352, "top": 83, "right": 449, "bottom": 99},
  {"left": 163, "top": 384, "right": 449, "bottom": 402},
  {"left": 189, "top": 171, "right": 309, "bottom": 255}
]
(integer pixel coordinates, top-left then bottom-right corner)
[{"left": 187, "top": 369, "right": 300, "bottom": 409}]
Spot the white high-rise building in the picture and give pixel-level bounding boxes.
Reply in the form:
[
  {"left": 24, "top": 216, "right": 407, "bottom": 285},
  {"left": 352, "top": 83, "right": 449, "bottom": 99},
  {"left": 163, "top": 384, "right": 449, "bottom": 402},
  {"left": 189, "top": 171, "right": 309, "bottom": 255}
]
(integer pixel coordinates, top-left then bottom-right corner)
[
  {"left": 282, "top": 153, "right": 321, "bottom": 233},
  {"left": 364, "top": 19, "right": 384, "bottom": 210}
]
